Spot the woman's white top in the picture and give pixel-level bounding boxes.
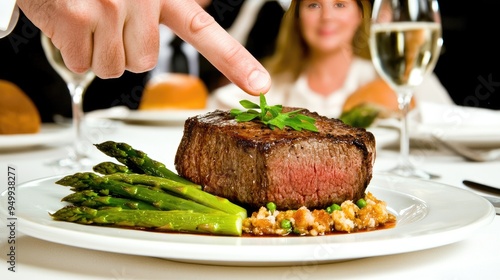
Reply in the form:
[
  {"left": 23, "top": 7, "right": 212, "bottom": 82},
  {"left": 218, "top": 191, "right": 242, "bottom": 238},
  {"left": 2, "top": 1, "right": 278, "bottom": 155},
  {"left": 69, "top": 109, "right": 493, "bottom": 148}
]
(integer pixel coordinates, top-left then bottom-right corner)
[{"left": 210, "top": 57, "right": 453, "bottom": 118}]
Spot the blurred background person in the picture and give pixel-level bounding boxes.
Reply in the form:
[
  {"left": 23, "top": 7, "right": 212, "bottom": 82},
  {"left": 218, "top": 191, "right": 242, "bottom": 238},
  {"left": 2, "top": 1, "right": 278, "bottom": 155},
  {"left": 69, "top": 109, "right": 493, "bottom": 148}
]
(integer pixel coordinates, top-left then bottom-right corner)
[{"left": 210, "top": 0, "right": 453, "bottom": 118}]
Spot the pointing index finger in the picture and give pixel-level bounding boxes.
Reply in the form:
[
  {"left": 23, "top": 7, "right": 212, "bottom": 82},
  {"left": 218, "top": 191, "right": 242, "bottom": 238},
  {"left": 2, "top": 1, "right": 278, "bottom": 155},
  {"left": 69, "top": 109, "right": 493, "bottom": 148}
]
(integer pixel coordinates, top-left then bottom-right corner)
[{"left": 160, "top": 0, "right": 271, "bottom": 96}]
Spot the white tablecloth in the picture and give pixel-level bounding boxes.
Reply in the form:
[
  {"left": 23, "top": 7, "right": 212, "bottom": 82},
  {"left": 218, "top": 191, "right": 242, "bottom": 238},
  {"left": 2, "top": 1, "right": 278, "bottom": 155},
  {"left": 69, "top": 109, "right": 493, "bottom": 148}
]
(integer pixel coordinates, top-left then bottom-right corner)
[{"left": 1, "top": 122, "right": 499, "bottom": 279}]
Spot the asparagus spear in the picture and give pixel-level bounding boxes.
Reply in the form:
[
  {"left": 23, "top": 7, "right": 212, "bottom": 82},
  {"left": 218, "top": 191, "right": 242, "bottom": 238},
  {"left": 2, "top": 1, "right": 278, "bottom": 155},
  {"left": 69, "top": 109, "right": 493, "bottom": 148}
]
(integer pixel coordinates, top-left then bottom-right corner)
[
  {"left": 94, "top": 141, "right": 198, "bottom": 187},
  {"left": 51, "top": 206, "right": 242, "bottom": 236},
  {"left": 106, "top": 173, "right": 247, "bottom": 219},
  {"left": 56, "top": 172, "right": 222, "bottom": 214},
  {"left": 93, "top": 161, "right": 133, "bottom": 175},
  {"left": 62, "top": 190, "right": 159, "bottom": 210}
]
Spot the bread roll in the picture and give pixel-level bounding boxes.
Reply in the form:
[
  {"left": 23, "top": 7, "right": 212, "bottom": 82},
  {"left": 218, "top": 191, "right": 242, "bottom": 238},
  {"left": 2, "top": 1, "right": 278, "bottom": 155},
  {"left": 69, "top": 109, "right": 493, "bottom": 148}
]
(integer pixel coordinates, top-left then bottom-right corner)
[
  {"left": 139, "top": 73, "right": 208, "bottom": 110},
  {"left": 342, "top": 78, "right": 416, "bottom": 117},
  {"left": 0, "top": 80, "right": 41, "bottom": 134}
]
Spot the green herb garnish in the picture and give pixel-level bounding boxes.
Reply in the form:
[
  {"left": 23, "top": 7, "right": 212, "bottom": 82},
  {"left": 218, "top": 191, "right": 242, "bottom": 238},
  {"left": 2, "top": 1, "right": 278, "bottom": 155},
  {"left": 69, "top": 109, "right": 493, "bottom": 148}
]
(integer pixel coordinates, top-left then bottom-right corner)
[
  {"left": 339, "top": 103, "right": 380, "bottom": 128},
  {"left": 230, "top": 94, "right": 318, "bottom": 132}
]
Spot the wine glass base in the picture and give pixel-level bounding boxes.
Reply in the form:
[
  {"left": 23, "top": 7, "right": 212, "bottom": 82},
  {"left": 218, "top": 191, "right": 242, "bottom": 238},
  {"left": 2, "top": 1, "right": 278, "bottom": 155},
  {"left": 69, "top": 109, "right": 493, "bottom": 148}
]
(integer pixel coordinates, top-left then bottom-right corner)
[
  {"left": 46, "top": 156, "right": 94, "bottom": 171},
  {"left": 381, "top": 164, "right": 440, "bottom": 180}
]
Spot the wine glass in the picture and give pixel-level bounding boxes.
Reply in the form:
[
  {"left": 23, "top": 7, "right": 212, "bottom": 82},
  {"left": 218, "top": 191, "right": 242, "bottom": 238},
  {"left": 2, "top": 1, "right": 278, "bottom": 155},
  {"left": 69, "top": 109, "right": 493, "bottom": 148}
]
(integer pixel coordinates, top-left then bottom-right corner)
[
  {"left": 41, "top": 34, "right": 96, "bottom": 170},
  {"left": 369, "top": 0, "right": 443, "bottom": 179}
]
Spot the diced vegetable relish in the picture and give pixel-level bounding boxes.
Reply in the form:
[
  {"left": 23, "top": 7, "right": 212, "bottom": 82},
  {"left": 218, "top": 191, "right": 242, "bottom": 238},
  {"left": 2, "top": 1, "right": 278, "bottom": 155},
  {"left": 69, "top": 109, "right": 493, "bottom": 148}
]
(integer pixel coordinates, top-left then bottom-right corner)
[{"left": 242, "top": 192, "right": 396, "bottom": 236}]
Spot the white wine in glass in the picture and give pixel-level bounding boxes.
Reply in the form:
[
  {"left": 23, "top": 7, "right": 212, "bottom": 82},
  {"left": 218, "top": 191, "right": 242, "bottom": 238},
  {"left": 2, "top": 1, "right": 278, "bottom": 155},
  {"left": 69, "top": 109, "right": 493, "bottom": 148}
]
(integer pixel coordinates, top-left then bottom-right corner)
[
  {"left": 41, "top": 34, "right": 95, "bottom": 169},
  {"left": 369, "top": 0, "right": 443, "bottom": 179}
]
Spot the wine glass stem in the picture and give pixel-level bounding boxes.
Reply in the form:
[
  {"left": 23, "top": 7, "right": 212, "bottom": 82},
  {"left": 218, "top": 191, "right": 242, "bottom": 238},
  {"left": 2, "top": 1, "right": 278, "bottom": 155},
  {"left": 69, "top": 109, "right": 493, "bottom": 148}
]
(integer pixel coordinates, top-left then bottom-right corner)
[
  {"left": 68, "top": 82, "right": 87, "bottom": 161},
  {"left": 397, "top": 91, "right": 413, "bottom": 169}
]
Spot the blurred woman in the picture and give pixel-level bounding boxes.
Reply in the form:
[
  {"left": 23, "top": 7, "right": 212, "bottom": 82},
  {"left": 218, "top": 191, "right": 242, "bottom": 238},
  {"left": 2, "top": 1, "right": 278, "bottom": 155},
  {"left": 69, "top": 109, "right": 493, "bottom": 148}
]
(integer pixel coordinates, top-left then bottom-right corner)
[{"left": 210, "top": 0, "right": 453, "bottom": 118}]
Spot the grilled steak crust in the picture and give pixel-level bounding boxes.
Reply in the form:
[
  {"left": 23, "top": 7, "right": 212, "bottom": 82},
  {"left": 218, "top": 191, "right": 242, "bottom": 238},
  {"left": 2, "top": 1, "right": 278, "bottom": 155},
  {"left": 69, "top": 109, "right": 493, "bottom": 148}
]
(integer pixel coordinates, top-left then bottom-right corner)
[{"left": 175, "top": 108, "right": 376, "bottom": 211}]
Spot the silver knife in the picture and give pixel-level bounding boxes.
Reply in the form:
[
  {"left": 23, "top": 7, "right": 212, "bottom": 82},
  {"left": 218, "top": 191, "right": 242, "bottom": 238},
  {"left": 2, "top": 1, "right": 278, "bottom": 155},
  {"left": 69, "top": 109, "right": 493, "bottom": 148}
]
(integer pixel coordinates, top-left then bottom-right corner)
[
  {"left": 463, "top": 180, "right": 500, "bottom": 215},
  {"left": 463, "top": 180, "right": 500, "bottom": 194}
]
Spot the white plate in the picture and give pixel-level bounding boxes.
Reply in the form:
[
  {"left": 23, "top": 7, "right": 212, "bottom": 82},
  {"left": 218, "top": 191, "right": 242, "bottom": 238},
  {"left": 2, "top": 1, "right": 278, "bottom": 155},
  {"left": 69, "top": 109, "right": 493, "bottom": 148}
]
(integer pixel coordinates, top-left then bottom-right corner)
[
  {"left": 0, "top": 124, "right": 72, "bottom": 151},
  {"left": 86, "top": 106, "right": 210, "bottom": 125},
  {"left": 1, "top": 174, "right": 494, "bottom": 266}
]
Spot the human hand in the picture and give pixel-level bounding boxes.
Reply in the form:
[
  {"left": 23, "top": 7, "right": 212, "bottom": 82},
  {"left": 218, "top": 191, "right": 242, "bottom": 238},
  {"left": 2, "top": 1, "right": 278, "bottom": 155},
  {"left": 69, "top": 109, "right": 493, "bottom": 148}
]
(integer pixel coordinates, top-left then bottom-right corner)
[{"left": 16, "top": 0, "right": 270, "bottom": 95}]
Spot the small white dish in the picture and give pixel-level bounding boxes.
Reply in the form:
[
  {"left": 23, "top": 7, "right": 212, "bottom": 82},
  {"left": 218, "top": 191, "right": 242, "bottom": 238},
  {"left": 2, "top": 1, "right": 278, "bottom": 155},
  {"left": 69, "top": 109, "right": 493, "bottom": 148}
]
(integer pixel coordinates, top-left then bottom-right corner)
[
  {"left": 0, "top": 124, "right": 72, "bottom": 151},
  {"left": 86, "top": 106, "right": 210, "bottom": 125}
]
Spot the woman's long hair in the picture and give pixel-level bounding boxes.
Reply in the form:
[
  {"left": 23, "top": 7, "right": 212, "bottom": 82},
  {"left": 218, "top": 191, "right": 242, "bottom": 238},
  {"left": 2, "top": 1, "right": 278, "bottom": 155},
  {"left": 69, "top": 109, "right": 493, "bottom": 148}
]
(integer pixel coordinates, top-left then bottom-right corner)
[{"left": 264, "top": 0, "right": 372, "bottom": 80}]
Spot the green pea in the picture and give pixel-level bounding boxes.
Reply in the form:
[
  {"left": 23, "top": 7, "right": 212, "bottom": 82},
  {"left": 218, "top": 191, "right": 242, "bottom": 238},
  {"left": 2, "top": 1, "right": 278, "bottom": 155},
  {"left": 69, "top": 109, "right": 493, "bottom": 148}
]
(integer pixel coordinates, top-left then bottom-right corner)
[
  {"left": 332, "top": 203, "right": 342, "bottom": 211},
  {"left": 326, "top": 203, "right": 341, "bottom": 214},
  {"left": 281, "top": 219, "right": 292, "bottom": 230},
  {"left": 266, "top": 202, "right": 277, "bottom": 213},
  {"left": 356, "top": 198, "right": 367, "bottom": 208}
]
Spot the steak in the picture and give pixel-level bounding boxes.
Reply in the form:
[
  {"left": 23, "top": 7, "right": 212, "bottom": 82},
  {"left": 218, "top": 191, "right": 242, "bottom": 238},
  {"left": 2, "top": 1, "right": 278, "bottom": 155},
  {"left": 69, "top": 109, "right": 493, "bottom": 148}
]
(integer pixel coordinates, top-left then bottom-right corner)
[{"left": 174, "top": 108, "right": 376, "bottom": 211}]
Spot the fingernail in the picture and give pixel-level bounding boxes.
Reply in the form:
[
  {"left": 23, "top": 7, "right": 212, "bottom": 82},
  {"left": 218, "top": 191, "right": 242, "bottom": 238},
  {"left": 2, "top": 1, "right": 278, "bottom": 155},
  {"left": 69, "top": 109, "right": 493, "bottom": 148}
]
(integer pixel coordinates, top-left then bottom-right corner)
[{"left": 248, "top": 69, "right": 270, "bottom": 92}]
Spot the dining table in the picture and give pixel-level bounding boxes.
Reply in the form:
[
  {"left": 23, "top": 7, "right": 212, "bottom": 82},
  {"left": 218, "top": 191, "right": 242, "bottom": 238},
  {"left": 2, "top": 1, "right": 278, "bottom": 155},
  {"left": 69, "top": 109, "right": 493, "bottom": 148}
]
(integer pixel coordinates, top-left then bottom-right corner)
[{"left": 1, "top": 115, "right": 499, "bottom": 280}]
